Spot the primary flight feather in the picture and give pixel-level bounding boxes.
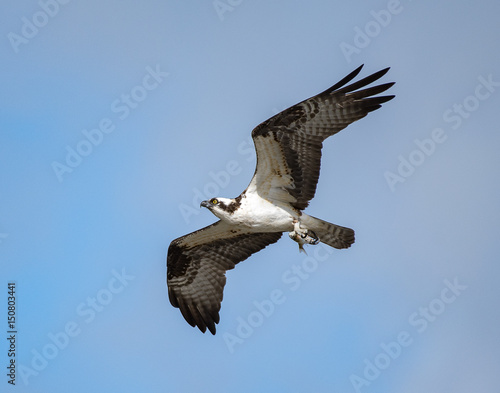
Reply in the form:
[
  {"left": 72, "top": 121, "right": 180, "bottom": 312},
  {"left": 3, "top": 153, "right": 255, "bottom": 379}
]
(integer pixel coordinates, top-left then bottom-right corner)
[{"left": 167, "top": 65, "right": 395, "bottom": 334}]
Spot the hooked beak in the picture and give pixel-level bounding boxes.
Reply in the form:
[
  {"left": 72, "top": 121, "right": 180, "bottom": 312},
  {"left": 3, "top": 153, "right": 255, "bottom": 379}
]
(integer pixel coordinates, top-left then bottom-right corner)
[{"left": 200, "top": 200, "right": 210, "bottom": 209}]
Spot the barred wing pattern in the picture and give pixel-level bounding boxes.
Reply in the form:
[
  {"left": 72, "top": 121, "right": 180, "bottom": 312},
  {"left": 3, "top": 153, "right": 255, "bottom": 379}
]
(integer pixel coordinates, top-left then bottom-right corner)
[
  {"left": 248, "top": 65, "right": 395, "bottom": 210},
  {"left": 167, "top": 221, "right": 282, "bottom": 334},
  {"left": 167, "top": 65, "right": 394, "bottom": 334}
]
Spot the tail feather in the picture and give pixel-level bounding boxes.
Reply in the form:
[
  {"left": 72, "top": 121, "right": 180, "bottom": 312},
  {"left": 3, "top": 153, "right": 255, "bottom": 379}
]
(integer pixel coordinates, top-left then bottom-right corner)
[{"left": 300, "top": 214, "right": 355, "bottom": 249}]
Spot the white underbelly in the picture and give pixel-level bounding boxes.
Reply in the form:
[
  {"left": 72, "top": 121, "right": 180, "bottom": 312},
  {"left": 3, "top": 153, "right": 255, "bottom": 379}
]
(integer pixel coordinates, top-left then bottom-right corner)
[{"left": 232, "top": 195, "right": 296, "bottom": 232}]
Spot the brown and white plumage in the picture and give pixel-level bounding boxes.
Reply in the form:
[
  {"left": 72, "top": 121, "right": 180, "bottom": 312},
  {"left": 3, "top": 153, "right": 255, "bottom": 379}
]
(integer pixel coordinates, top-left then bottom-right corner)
[
  {"left": 249, "top": 65, "right": 394, "bottom": 210},
  {"left": 167, "top": 65, "right": 394, "bottom": 334},
  {"left": 167, "top": 221, "right": 281, "bottom": 334}
]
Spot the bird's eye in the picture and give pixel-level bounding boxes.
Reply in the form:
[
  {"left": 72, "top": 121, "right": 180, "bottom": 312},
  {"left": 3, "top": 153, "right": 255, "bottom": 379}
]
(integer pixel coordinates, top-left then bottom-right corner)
[{"left": 211, "top": 198, "right": 218, "bottom": 205}]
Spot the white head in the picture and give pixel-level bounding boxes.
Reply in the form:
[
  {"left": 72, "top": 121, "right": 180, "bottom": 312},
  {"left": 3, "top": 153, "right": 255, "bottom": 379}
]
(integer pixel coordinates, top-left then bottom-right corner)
[{"left": 200, "top": 197, "right": 241, "bottom": 221}]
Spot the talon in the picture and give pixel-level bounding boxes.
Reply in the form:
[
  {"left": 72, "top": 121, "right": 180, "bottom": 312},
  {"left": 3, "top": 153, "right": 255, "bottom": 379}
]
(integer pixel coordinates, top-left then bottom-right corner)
[
  {"left": 305, "top": 230, "right": 320, "bottom": 245},
  {"left": 289, "top": 225, "right": 320, "bottom": 249}
]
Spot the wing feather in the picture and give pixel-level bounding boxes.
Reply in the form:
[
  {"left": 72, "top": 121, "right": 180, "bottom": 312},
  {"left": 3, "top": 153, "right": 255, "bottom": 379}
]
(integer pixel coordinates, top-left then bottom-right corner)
[
  {"left": 167, "top": 221, "right": 282, "bottom": 334},
  {"left": 247, "top": 65, "right": 395, "bottom": 209}
]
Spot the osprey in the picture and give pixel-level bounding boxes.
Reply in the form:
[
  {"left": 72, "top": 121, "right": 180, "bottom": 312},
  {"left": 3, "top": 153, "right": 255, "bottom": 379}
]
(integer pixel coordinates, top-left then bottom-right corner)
[{"left": 167, "top": 65, "right": 394, "bottom": 334}]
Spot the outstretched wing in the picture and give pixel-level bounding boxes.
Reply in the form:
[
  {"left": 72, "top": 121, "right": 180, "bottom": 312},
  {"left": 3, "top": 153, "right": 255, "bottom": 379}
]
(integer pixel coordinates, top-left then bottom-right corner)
[
  {"left": 247, "top": 65, "right": 395, "bottom": 210},
  {"left": 167, "top": 221, "right": 282, "bottom": 334}
]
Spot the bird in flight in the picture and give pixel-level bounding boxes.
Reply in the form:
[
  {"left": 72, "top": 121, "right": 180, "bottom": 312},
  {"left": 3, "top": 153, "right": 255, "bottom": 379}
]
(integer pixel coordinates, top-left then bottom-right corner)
[{"left": 167, "top": 65, "right": 394, "bottom": 334}]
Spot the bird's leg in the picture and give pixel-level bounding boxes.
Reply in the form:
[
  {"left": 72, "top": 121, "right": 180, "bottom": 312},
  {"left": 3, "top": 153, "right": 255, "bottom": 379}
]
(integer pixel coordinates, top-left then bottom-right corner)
[
  {"left": 300, "top": 229, "right": 320, "bottom": 245},
  {"left": 288, "top": 223, "right": 300, "bottom": 244},
  {"left": 289, "top": 221, "right": 320, "bottom": 246}
]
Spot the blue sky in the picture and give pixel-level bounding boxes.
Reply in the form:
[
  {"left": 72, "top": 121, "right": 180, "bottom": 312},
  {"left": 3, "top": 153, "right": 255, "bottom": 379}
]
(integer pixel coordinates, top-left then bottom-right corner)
[{"left": 1, "top": 1, "right": 500, "bottom": 392}]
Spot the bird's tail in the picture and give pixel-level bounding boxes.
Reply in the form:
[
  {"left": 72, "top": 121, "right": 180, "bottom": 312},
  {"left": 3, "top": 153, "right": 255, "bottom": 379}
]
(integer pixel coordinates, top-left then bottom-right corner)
[{"left": 300, "top": 214, "right": 355, "bottom": 249}]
